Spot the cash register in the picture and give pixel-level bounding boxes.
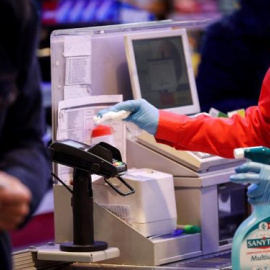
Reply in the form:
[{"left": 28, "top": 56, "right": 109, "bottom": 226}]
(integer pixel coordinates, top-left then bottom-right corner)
[{"left": 124, "top": 27, "right": 247, "bottom": 256}]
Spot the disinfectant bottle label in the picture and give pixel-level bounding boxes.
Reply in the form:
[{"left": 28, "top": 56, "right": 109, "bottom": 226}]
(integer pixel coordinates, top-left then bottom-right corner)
[{"left": 240, "top": 220, "right": 270, "bottom": 269}]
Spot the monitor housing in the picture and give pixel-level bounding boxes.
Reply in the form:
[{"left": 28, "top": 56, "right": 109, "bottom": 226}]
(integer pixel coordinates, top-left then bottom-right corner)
[{"left": 124, "top": 28, "right": 200, "bottom": 115}]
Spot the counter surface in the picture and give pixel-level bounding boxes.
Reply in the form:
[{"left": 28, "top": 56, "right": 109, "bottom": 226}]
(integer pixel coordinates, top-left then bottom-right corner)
[{"left": 56, "top": 250, "right": 232, "bottom": 270}]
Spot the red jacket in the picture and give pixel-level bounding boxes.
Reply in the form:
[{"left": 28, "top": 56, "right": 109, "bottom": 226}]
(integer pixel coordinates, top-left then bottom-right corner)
[{"left": 155, "top": 67, "right": 270, "bottom": 158}]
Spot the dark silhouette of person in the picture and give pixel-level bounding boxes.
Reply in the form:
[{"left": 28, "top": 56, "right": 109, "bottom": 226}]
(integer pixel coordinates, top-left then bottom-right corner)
[
  {"left": 0, "top": 0, "right": 50, "bottom": 269},
  {"left": 196, "top": 0, "right": 270, "bottom": 113}
]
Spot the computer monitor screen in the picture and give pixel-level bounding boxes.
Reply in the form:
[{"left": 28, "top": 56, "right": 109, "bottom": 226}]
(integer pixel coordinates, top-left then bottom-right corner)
[{"left": 124, "top": 28, "right": 200, "bottom": 115}]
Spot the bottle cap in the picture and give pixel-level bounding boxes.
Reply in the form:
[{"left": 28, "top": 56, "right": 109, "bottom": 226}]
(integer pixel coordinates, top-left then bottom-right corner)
[
  {"left": 92, "top": 125, "right": 113, "bottom": 138},
  {"left": 234, "top": 148, "right": 244, "bottom": 159}
]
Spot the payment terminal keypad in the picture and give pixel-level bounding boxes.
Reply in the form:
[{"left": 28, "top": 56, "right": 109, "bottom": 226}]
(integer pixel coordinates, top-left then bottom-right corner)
[{"left": 112, "top": 158, "right": 127, "bottom": 174}]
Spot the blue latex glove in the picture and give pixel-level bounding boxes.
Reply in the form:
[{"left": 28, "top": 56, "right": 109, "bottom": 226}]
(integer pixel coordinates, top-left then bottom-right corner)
[
  {"left": 230, "top": 161, "right": 270, "bottom": 205},
  {"left": 97, "top": 99, "right": 159, "bottom": 135}
]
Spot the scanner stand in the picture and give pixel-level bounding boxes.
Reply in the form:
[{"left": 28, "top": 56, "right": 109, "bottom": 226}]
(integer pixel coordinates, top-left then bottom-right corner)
[
  {"left": 59, "top": 168, "right": 107, "bottom": 252},
  {"left": 34, "top": 139, "right": 134, "bottom": 263}
]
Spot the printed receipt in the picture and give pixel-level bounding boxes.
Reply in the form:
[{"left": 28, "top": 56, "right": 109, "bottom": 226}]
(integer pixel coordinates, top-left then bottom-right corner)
[{"left": 56, "top": 95, "right": 125, "bottom": 184}]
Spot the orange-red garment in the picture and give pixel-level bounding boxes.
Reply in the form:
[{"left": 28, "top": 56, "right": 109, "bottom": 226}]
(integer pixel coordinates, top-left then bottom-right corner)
[{"left": 155, "top": 67, "right": 270, "bottom": 159}]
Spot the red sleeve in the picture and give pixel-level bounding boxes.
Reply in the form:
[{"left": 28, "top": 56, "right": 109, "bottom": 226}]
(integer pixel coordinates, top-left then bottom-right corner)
[{"left": 155, "top": 67, "right": 270, "bottom": 158}]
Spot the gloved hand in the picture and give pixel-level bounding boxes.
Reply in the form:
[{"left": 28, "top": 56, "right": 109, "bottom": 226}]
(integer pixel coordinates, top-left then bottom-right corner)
[
  {"left": 230, "top": 161, "right": 270, "bottom": 205},
  {"left": 96, "top": 99, "right": 159, "bottom": 135}
]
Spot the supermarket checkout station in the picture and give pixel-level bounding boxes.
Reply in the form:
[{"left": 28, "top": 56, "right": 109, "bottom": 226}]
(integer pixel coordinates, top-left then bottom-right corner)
[
  {"left": 20, "top": 136, "right": 239, "bottom": 270},
  {"left": 18, "top": 21, "right": 249, "bottom": 270},
  {"left": 19, "top": 134, "right": 241, "bottom": 270}
]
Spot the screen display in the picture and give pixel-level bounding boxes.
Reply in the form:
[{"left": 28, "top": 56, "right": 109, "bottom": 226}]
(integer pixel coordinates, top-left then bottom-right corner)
[
  {"left": 63, "top": 139, "right": 87, "bottom": 149},
  {"left": 132, "top": 36, "right": 193, "bottom": 110}
]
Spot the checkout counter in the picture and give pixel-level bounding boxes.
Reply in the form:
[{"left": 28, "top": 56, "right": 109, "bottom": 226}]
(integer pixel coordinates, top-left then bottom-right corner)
[
  {"left": 13, "top": 137, "right": 235, "bottom": 270},
  {"left": 18, "top": 134, "right": 243, "bottom": 270},
  {"left": 14, "top": 21, "right": 250, "bottom": 270}
]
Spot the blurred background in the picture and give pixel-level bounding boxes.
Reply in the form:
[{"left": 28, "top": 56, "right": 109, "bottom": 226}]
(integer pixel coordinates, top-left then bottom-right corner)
[
  {"left": 12, "top": 0, "right": 242, "bottom": 253},
  {"left": 39, "top": 0, "right": 238, "bottom": 126}
]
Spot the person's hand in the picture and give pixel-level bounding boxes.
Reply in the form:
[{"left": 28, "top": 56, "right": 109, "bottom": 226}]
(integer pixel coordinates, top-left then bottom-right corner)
[
  {"left": 230, "top": 162, "right": 270, "bottom": 205},
  {"left": 0, "top": 171, "right": 31, "bottom": 230},
  {"left": 97, "top": 99, "right": 159, "bottom": 135}
]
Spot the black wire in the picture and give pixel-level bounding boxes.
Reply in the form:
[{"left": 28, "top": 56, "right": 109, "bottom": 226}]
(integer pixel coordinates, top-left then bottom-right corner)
[{"left": 51, "top": 172, "right": 73, "bottom": 195}]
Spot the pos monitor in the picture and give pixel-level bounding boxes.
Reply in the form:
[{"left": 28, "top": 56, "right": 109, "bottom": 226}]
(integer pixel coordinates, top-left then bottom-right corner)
[{"left": 124, "top": 28, "right": 200, "bottom": 115}]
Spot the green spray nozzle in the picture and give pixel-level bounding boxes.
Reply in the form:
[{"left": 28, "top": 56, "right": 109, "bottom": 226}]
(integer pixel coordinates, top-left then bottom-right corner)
[{"left": 234, "top": 146, "right": 270, "bottom": 165}]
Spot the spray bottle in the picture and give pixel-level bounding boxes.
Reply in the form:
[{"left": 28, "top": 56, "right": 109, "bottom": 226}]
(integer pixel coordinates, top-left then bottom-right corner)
[
  {"left": 91, "top": 125, "right": 115, "bottom": 146},
  {"left": 232, "top": 146, "right": 270, "bottom": 269}
]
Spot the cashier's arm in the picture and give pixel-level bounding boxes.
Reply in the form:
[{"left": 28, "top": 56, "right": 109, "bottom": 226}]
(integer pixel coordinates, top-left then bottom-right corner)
[{"left": 0, "top": 171, "right": 31, "bottom": 230}]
